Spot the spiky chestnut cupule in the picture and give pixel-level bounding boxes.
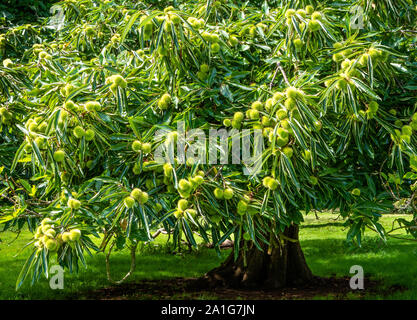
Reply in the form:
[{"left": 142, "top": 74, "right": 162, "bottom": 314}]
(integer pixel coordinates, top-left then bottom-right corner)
[
  {"left": 53, "top": 150, "right": 65, "bottom": 162},
  {"left": 68, "top": 198, "right": 81, "bottom": 210},
  {"left": 214, "top": 188, "right": 224, "bottom": 199},
  {"left": 69, "top": 229, "right": 81, "bottom": 241},
  {"left": 178, "top": 199, "right": 188, "bottom": 211},
  {"left": 124, "top": 196, "right": 135, "bottom": 208}
]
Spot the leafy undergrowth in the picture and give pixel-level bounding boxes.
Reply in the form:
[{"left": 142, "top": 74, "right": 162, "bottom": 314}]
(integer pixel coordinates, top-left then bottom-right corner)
[{"left": 0, "top": 213, "right": 415, "bottom": 300}]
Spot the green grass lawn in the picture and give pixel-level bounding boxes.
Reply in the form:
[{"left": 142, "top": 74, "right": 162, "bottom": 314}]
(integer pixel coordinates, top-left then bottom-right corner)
[{"left": 0, "top": 213, "right": 416, "bottom": 300}]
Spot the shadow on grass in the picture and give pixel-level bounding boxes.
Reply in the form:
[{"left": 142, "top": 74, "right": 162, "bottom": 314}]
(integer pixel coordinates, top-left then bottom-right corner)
[
  {"left": 301, "top": 238, "right": 417, "bottom": 299},
  {"left": 301, "top": 222, "right": 345, "bottom": 229},
  {"left": 1, "top": 245, "right": 229, "bottom": 300}
]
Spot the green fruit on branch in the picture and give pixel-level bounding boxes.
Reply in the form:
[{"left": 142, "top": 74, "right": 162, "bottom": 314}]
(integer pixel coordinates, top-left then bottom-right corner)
[
  {"left": 273, "top": 92, "right": 285, "bottom": 102},
  {"left": 296, "top": 9, "right": 307, "bottom": 18},
  {"left": 84, "top": 129, "right": 95, "bottom": 141},
  {"left": 265, "top": 98, "right": 275, "bottom": 111},
  {"left": 64, "top": 100, "right": 77, "bottom": 111},
  {"left": 261, "top": 116, "right": 271, "bottom": 127},
  {"left": 38, "top": 51, "right": 52, "bottom": 60},
  {"left": 283, "top": 147, "right": 294, "bottom": 158},
  {"left": 286, "top": 87, "right": 301, "bottom": 99},
  {"left": 229, "top": 35, "right": 239, "bottom": 46},
  {"left": 110, "top": 33, "right": 121, "bottom": 44},
  {"left": 368, "top": 48, "right": 382, "bottom": 60},
  {"left": 303, "top": 149, "right": 311, "bottom": 161},
  {"left": 124, "top": 196, "right": 135, "bottom": 208},
  {"left": 359, "top": 54, "right": 370, "bottom": 67},
  {"left": 294, "top": 38, "right": 303, "bottom": 50},
  {"left": 45, "top": 239, "right": 59, "bottom": 251},
  {"left": 3, "top": 58, "right": 14, "bottom": 68},
  {"left": 157, "top": 93, "right": 172, "bottom": 110},
  {"left": 214, "top": 188, "right": 224, "bottom": 199},
  {"left": 131, "top": 188, "right": 149, "bottom": 204},
  {"left": 163, "top": 163, "right": 173, "bottom": 177},
  {"left": 223, "top": 188, "right": 234, "bottom": 200},
  {"left": 211, "top": 43, "right": 220, "bottom": 53},
  {"left": 389, "top": 109, "right": 397, "bottom": 116},
  {"left": 333, "top": 53, "right": 344, "bottom": 62},
  {"left": 311, "top": 11, "right": 322, "bottom": 21},
  {"left": 351, "top": 188, "right": 361, "bottom": 196},
  {"left": 185, "top": 209, "right": 197, "bottom": 217},
  {"left": 178, "top": 199, "right": 189, "bottom": 211},
  {"left": 285, "top": 98, "right": 296, "bottom": 110},
  {"left": 237, "top": 200, "right": 248, "bottom": 215},
  {"left": 130, "top": 188, "right": 142, "bottom": 200},
  {"left": 138, "top": 191, "right": 149, "bottom": 204},
  {"left": 53, "top": 150, "right": 65, "bottom": 162},
  {"left": 248, "top": 109, "right": 260, "bottom": 120},
  {"left": 402, "top": 125, "right": 413, "bottom": 136},
  {"left": 85, "top": 101, "right": 101, "bottom": 112},
  {"left": 231, "top": 120, "right": 241, "bottom": 129},
  {"left": 173, "top": 210, "right": 183, "bottom": 218},
  {"left": 368, "top": 101, "right": 379, "bottom": 113},
  {"left": 277, "top": 128, "right": 289, "bottom": 139},
  {"left": 106, "top": 74, "right": 127, "bottom": 88},
  {"left": 262, "top": 176, "right": 272, "bottom": 188},
  {"left": 73, "top": 126, "right": 86, "bottom": 139},
  {"left": 233, "top": 112, "right": 244, "bottom": 122},
  {"left": 44, "top": 229, "right": 56, "bottom": 238},
  {"left": 285, "top": 9, "right": 296, "bottom": 18},
  {"left": 41, "top": 224, "right": 52, "bottom": 234},
  {"left": 132, "top": 140, "right": 142, "bottom": 152},
  {"left": 193, "top": 175, "right": 204, "bottom": 185},
  {"left": 276, "top": 136, "right": 289, "bottom": 148},
  {"left": 251, "top": 101, "right": 263, "bottom": 111},
  {"left": 305, "top": 5, "right": 314, "bottom": 15},
  {"left": 68, "top": 198, "right": 81, "bottom": 210},
  {"left": 69, "top": 229, "right": 81, "bottom": 242},
  {"left": 309, "top": 20, "right": 320, "bottom": 31},
  {"left": 202, "top": 31, "right": 212, "bottom": 42},
  {"left": 179, "top": 179, "right": 192, "bottom": 192},
  {"left": 276, "top": 109, "right": 287, "bottom": 121},
  {"left": 336, "top": 79, "right": 348, "bottom": 91},
  {"left": 141, "top": 142, "right": 152, "bottom": 154},
  {"left": 197, "top": 71, "right": 207, "bottom": 81},
  {"left": 341, "top": 59, "right": 351, "bottom": 69},
  {"left": 401, "top": 135, "right": 411, "bottom": 144},
  {"left": 310, "top": 176, "right": 318, "bottom": 185},
  {"left": 267, "top": 177, "right": 279, "bottom": 190}
]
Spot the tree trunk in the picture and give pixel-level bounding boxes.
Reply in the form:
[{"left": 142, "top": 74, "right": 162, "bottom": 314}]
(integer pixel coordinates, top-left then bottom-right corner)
[{"left": 202, "top": 224, "right": 313, "bottom": 289}]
